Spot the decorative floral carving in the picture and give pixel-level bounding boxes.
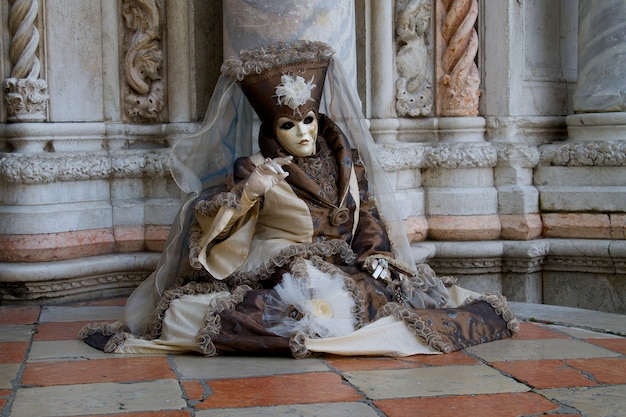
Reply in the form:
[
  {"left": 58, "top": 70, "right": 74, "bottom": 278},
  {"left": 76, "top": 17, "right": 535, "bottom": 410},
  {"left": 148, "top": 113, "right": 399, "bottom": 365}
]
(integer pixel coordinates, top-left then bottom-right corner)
[
  {"left": 540, "top": 141, "right": 626, "bottom": 167},
  {"left": 122, "top": 0, "right": 166, "bottom": 123},
  {"left": 422, "top": 144, "right": 497, "bottom": 169},
  {"left": 0, "top": 150, "right": 170, "bottom": 184},
  {"left": 395, "top": 0, "right": 434, "bottom": 117},
  {"left": 436, "top": 0, "right": 480, "bottom": 116},
  {"left": 3, "top": 0, "right": 48, "bottom": 122},
  {"left": 378, "top": 144, "right": 497, "bottom": 170}
]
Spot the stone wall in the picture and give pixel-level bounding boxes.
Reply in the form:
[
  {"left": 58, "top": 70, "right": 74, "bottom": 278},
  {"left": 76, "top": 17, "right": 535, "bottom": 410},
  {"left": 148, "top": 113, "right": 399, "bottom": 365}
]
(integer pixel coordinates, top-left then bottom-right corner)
[{"left": 1, "top": 0, "right": 625, "bottom": 314}]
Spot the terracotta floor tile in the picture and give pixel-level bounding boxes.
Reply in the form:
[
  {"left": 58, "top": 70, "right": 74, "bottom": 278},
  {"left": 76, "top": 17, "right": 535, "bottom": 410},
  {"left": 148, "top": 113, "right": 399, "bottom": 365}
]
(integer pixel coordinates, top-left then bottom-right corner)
[
  {"left": 374, "top": 392, "right": 560, "bottom": 417},
  {"left": 21, "top": 356, "right": 175, "bottom": 386},
  {"left": 491, "top": 359, "right": 598, "bottom": 389},
  {"left": 323, "top": 355, "right": 423, "bottom": 371},
  {"left": 34, "top": 320, "right": 99, "bottom": 341},
  {"left": 0, "top": 389, "right": 11, "bottom": 396},
  {"left": 0, "top": 341, "right": 28, "bottom": 364},
  {"left": 566, "top": 358, "right": 626, "bottom": 385},
  {"left": 401, "top": 350, "right": 479, "bottom": 366},
  {"left": 514, "top": 322, "right": 570, "bottom": 340},
  {"left": 198, "top": 372, "right": 362, "bottom": 409},
  {"left": 0, "top": 306, "right": 40, "bottom": 326},
  {"left": 585, "top": 337, "right": 626, "bottom": 355},
  {"left": 79, "top": 412, "right": 191, "bottom": 417},
  {"left": 182, "top": 379, "right": 207, "bottom": 402}
]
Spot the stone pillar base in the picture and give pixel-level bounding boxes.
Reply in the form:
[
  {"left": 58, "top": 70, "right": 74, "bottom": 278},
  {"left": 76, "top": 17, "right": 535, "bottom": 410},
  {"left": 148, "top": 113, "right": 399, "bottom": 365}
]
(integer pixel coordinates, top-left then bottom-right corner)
[
  {"left": 566, "top": 112, "right": 626, "bottom": 141},
  {"left": 0, "top": 253, "right": 160, "bottom": 304}
]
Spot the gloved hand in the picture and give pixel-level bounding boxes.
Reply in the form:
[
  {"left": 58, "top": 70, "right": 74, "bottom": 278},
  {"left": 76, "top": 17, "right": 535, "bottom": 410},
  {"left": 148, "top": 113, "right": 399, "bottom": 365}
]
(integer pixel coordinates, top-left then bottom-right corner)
[{"left": 244, "top": 156, "right": 293, "bottom": 199}]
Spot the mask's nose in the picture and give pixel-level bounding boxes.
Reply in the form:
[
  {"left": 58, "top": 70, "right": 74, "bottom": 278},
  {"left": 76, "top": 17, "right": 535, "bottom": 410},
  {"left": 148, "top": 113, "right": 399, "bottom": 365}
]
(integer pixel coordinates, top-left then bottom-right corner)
[{"left": 296, "top": 121, "right": 313, "bottom": 139}]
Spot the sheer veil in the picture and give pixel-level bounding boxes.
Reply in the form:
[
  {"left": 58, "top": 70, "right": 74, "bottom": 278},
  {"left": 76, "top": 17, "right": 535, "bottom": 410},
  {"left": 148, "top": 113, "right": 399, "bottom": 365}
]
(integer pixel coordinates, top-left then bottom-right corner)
[{"left": 121, "top": 42, "right": 415, "bottom": 335}]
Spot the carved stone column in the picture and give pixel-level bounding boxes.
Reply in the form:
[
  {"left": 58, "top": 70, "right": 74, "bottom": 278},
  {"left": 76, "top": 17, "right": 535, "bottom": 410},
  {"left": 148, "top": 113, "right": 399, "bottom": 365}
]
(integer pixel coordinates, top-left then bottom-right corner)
[
  {"left": 3, "top": 0, "right": 49, "bottom": 122},
  {"left": 435, "top": 0, "right": 480, "bottom": 117},
  {"left": 541, "top": 0, "right": 626, "bottom": 240},
  {"left": 566, "top": 0, "right": 626, "bottom": 142}
]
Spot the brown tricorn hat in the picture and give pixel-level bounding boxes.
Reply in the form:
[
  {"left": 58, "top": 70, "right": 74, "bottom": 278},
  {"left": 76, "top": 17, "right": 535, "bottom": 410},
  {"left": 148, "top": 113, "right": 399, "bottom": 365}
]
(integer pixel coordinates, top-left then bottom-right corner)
[{"left": 221, "top": 40, "right": 334, "bottom": 127}]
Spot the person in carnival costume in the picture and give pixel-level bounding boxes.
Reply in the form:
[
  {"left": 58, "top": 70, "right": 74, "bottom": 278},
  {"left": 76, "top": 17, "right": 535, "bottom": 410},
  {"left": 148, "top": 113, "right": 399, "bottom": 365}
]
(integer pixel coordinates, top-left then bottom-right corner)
[{"left": 81, "top": 40, "right": 518, "bottom": 357}]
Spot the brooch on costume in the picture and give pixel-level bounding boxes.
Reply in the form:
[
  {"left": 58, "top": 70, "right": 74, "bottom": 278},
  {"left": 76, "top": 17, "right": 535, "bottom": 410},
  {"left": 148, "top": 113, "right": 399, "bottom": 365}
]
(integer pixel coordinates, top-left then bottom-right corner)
[{"left": 275, "top": 74, "right": 316, "bottom": 111}]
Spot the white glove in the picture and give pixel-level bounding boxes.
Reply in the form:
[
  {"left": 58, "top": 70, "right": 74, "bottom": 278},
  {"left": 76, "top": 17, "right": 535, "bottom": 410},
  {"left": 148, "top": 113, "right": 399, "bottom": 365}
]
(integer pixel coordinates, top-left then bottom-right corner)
[{"left": 244, "top": 156, "right": 293, "bottom": 199}]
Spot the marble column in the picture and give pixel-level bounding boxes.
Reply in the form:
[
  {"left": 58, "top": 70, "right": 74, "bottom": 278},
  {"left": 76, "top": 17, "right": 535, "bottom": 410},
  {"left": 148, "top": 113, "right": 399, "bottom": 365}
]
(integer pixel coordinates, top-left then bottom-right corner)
[
  {"left": 543, "top": 0, "right": 626, "bottom": 240},
  {"left": 573, "top": 0, "right": 626, "bottom": 114},
  {"left": 3, "top": 0, "right": 49, "bottom": 122},
  {"left": 566, "top": 0, "right": 626, "bottom": 142}
]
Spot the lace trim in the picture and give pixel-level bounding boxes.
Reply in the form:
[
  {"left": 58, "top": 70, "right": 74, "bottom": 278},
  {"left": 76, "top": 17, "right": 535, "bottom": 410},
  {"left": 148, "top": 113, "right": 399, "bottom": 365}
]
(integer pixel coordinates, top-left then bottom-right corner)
[
  {"left": 196, "top": 285, "right": 252, "bottom": 356},
  {"left": 193, "top": 189, "right": 242, "bottom": 218},
  {"left": 290, "top": 332, "right": 314, "bottom": 359},
  {"left": 227, "top": 239, "right": 358, "bottom": 287},
  {"left": 188, "top": 220, "right": 203, "bottom": 269},
  {"left": 459, "top": 292, "right": 520, "bottom": 336},
  {"left": 150, "top": 280, "right": 229, "bottom": 339},
  {"left": 375, "top": 302, "right": 452, "bottom": 353},
  {"left": 221, "top": 40, "right": 334, "bottom": 81},
  {"left": 103, "top": 332, "right": 140, "bottom": 353},
  {"left": 78, "top": 321, "right": 125, "bottom": 339},
  {"left": 78, "top": 321, "right": 138, "bottom": 354}
]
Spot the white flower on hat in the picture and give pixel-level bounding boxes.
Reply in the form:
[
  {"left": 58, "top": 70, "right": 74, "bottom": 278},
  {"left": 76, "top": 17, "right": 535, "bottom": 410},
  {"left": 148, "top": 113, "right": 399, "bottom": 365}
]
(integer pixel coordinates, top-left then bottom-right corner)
[{"left": 275, "top": 74, "right": 316, "bottom": 110}]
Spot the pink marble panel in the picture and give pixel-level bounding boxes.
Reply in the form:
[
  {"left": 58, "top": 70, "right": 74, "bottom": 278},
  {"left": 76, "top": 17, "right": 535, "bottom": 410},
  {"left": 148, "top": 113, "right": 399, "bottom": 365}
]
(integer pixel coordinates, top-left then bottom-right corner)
[
  {"left": 500, "top": 214, "right": 543, "bottom": 240},
  {"left": 0, "top": 229, "right": 116, "bottom": 262},
  {"left": 403, "top": 216, "right": 428, "bottom": 242},
  {"left": 427, "top": 215, "right": 501, "bottom": 241},
  {"left": 542, "top": 213, "right": 611, "bottom": 239}
]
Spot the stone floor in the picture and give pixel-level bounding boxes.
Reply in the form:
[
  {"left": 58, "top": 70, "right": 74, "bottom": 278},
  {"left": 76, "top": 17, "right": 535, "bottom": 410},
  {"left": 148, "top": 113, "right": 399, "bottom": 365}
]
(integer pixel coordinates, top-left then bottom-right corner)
[{"left": 1, "top": 298, "right": 625, "bottom": 417}]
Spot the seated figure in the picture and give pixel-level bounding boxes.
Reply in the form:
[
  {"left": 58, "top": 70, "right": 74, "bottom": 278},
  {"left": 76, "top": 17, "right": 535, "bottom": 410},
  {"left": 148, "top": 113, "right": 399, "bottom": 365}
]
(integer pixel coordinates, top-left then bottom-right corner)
[{"left": 81, "top": 40, "right": 518, "bottom": 357}]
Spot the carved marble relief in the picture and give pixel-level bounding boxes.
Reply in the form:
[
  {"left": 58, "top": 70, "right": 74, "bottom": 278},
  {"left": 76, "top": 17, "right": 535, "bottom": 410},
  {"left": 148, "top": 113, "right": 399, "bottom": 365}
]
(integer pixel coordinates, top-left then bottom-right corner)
[
  {"left": 3, "top": 0, "right": 49, "bottom": 122},
  {"left": 541, "top": 141, "right": 626, "bottom": 167},
  {"left": 122, "top": 0, "right": 166, "bottom": 123},
  {"left": 436, "top": 0, "right": 480, "bottom": 116},
  {"left": 395, "top": 0, "right": 434, "bottom": 117}
]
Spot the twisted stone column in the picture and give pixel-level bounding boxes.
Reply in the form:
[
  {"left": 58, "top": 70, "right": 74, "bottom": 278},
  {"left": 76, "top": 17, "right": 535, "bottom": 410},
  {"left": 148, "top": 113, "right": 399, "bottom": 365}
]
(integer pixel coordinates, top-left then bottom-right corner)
[
  {"left": 3, "top": 0, "right": 48, "bottom": 122},
  {"left": 435, "top": 0, "right": 480, "bottom": 117}
]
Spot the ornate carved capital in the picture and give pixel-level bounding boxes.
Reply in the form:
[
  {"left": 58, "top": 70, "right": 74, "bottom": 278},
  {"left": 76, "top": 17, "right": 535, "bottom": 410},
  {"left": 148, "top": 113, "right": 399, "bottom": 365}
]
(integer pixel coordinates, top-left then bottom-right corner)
[{"left": 3, "top": 77, "right": 49, "bottom": 122}]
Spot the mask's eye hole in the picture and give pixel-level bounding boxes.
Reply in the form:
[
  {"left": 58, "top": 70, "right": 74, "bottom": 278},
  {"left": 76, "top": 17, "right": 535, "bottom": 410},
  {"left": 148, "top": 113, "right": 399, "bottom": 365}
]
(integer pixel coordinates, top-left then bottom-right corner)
[
  {"left": 279, "top": 121, "right": 294, "bottom": 130},
  {"left": 303, "top": 116, "right": 314, "bottom": 124}
]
